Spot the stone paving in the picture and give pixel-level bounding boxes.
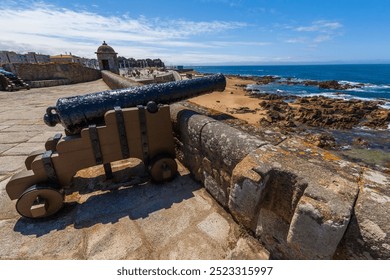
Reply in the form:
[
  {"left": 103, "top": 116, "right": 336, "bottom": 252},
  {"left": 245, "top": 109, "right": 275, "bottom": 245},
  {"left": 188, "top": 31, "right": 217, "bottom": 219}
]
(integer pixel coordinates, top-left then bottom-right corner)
[{"left": 0, "top": 80, "right": 268, "bottom": 260}]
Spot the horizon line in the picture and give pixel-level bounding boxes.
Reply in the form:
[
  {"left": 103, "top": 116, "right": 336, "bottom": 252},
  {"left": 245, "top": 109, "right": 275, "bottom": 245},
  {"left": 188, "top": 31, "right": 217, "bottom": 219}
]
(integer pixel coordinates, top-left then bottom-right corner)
[{"left": 183, "top": 61, "right": 390, "bottom": 67}]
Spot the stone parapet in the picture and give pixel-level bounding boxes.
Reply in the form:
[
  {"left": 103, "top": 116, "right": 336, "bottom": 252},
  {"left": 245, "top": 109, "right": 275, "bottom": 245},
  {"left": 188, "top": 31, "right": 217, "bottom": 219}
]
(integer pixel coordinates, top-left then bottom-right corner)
[
  {"left": 28, "top": 79, "right": 69, "bottom": 88},
  {"left": 335, "top": 169, "right": 390, "bottom": 259},
  {"left": 3, "top": 63, "right": 101, "bottom": 86},
  {"left": 170, "top": 104, "right": 267, "bottom": 207},
  {"left": 101, "top": 70, "right": 142, "bottom": 89},
  {"left": 170, "top": 102, "right": 390, "bottom": 259}
]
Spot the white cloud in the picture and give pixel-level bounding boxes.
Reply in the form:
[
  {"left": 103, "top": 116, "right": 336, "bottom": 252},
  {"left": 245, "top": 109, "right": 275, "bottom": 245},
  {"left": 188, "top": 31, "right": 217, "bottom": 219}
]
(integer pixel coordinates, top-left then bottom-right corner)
[
  {"left": 209, "top": 41, "right": 271, "bottom": 47},
  {"left": 295, "top": 20, "right": 342, "bottom": 32},
  {"left": 285, "top": 37, "right": 307, "bottom": 44},
  {"left": 161, "top": 51, "right": 269, "bottom": 65},
  {"left": 285, "top": 20, "right": 343, "bottom": 45},
  {"left": 0, "top": 2, "right": 247, "bottom": 64},
  {"left": 313, "top": 35, "right": 332, "bottom": 43}
]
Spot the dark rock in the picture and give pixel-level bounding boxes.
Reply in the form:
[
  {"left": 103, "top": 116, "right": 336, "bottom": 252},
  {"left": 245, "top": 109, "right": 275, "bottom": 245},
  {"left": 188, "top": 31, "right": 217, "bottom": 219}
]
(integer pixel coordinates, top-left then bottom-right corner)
[
  {"left": 318, "top": 80, "right": 341, "bottom": 89},
  {"left": 306, "top": 133, "right": 337, "bottom": 149},
  {"left": 228, "top": 107, "right": 257, "bottom": 114},
  {"left": 352, "top": 137, "right": 369, "bottom": 148}
]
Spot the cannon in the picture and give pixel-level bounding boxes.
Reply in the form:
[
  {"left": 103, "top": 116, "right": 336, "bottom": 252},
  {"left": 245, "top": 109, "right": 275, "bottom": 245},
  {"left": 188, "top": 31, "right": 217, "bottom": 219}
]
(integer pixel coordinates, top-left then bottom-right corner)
[
  {"left": 44, "top": 74, "right": 226, "bottom": 135},
  {"left": 6, "top": 74, "right": 226, "bottom": 219},
  {"left": 0, "top": 68, "right": 30, "bottom": 91}
]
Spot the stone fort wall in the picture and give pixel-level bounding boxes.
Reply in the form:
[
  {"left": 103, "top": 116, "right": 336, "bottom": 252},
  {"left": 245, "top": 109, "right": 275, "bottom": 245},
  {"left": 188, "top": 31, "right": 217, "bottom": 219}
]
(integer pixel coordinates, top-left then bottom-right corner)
[
  {"left": 98, "top": 76, "right": 389, "bottom": 260},
  {"left": 101, "top": 70, "right": 141, "bottom": 89},
  {"left": 170, "top": 102, "right": 390, "bottom": 260},
  {"left": 4, "top": 63, "right": 101, "bottom": 88}
]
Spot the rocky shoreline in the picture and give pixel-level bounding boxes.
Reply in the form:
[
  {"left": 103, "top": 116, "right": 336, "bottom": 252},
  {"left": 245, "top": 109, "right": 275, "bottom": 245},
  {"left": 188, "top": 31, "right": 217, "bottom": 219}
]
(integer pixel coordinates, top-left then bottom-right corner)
[
  {"left": 190, "top": 74, "right": 390, "bottom": 172},
  {"left": 247, "top": 91, "right": 389, "bottom": 130},
  {"left": 234, "top": 74, "right": 365, "bottom": 90},
  {"left": 222, "top": 74, "right": 390, "bottom": 130}
]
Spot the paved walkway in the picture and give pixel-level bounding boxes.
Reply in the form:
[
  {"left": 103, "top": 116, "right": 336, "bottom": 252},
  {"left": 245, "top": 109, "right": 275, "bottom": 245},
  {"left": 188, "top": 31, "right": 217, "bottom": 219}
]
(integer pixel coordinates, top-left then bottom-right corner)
[{"left": 0, "top": 80, "right": 268, "bottom": 259}]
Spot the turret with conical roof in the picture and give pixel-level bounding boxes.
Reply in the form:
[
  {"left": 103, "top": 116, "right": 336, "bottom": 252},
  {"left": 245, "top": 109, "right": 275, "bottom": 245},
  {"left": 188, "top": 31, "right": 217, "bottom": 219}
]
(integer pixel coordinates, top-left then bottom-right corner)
[{"left": 95, "top": 41, "right": 119, "bottom": 74}]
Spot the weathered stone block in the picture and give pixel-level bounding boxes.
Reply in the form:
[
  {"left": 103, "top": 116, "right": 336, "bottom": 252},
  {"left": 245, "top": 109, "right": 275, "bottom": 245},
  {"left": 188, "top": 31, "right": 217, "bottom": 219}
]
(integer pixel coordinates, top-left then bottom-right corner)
[
  {"left": 171, "top": 103, "right": 267, "bottom": 208},
  {"left": 335, "top": 170, "right": 390, "bottom": 259},
  {"left": 228, "top": 144, "right": 360, "bottom": 259},
  {"left": 200, "top": 119, "right": 266, "bottom": 173},
  {"left": 0, "top": 143, "right": 14, "bottom": 154},
  {"left": 0, "top": 156, "right": 25, "bottom": 174},
  {"left": 101, "top": 70, "right": 141, "bottom": 90},
  {"left": 157, "top": 231, "right": 225, "bottom": 260},
  {"left": 229, "top": 155, "right": 264, "bottom": 229},
  {"left": 203, "top": 171, "right": 228, "bottom": 206},
  {"left": 227, "top": 237, "right": 270, "bottom": 260},
  {"left": 287, "top": 196, "right": 352, "bottom": 259},
  {"left": 0, "top": 219, "right": 84, "bottom": 259},
  {"left": 0, "top": 132, "right": 32, "bottom": 144},
  {"left": 170, "top": 103, "right": 389, "bottom": 259},
  {"left": 85, "top": 218, "right": 145, "bottom": 260},
  {"left": 0, "top": 178, "right": 19, "bottom": 220},
  {"left": 4, "top": 63, "right": 101, "bottom": 85},
  {"left": 256, "top": 208, "right": 291, "bottom": 259},
  {"left": 197, "top": 212, "right": 230, "bottom": 244},
  {"left": 2, "top": 142, "right": 42, "bottom": 156}
]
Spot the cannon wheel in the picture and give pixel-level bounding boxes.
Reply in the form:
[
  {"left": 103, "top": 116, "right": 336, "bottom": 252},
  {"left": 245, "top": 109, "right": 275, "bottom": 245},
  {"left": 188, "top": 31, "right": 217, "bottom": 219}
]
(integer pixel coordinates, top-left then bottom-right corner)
[
  {"left": 148, "top": 155, "right": 178, "bottom": 183},
  {"left": 16, "top": 185, "right": 64, "bottom": 219}
]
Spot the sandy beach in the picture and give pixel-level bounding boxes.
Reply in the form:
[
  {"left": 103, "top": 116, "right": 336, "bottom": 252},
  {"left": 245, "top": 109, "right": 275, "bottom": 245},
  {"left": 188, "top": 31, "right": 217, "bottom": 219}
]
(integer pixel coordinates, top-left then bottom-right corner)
[{"left": 190, "top": 75, "right": 266, "bottom": 125}]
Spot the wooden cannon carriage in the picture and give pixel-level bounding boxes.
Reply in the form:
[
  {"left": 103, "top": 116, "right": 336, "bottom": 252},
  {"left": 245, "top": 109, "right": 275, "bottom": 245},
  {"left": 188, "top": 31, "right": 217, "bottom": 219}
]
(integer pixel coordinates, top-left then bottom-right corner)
[{"left": 6, "top": 74, "right": 226, "bottom": 218}]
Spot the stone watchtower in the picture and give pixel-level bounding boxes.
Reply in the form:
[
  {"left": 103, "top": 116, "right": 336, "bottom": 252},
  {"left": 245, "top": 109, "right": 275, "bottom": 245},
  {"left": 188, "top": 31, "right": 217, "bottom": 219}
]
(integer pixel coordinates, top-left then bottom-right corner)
[{"left": 95, "top": 41, "right": 119, "bottom": 74}]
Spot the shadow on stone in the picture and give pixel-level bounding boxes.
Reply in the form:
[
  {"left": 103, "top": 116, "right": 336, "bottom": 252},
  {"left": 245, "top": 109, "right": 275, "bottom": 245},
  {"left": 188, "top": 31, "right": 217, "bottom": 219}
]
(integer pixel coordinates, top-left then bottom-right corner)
[
  {"left": 333, "top": 213, "right": 365, "bottom": 259},
  {"left": 13, "top": 174, "right": 199, "bottom": 236},
  {"left": 252, "top": 168, "right": 308, "bottom": 259},
  {"left": 70, "top": 161, "right": 149, "bottom": 195},
  {"left": 13, "top": 202, "right": 79, "bottom": 237}
]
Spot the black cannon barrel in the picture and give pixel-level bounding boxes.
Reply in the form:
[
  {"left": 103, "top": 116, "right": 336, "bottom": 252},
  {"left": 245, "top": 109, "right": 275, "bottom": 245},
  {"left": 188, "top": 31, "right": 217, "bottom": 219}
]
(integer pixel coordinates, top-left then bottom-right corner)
[{"left": 44, "top": 74, "right": 226, "bottom": 134}]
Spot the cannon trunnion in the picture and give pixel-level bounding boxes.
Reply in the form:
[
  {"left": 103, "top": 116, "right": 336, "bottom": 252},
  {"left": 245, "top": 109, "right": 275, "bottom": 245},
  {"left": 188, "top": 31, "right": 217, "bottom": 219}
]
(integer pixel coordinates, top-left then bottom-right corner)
[{"left": 6, "top": 74, "right": 226, "bottom": 219}]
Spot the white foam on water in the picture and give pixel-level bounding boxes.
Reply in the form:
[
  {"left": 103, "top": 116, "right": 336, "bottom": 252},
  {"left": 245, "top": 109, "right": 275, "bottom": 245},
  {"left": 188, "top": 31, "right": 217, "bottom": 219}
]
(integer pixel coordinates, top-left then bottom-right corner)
[
  {"left": 339, "top": 80, "right": 365, "bottom": 86},
  {"left": 365, "top": 84, "right": 390, "bottom": 89},
  {"left": 345, "top": 87, "right": 365, "bottom": 92},
  {"left": 379, "top": 102, "right": 390, "bottom": 109},
  {"left": 302, "top": 92, "right": 346, "bottom": 99}
]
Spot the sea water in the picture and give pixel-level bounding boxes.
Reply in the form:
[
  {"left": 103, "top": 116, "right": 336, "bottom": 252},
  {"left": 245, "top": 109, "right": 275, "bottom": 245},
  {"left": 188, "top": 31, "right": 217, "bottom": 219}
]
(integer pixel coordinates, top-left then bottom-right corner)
[
  {"left": 191, "top": 64, "right": 390, "bottom": 108},
  {"left": 191, "top": 64, "right": 390, "bottom": 168}
]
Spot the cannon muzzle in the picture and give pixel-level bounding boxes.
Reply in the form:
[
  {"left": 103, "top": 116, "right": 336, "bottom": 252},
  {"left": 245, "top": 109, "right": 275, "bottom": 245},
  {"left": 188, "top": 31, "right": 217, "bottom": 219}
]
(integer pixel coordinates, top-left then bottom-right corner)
[{"left": 44, "top": 74, "right": 226, "bottom": 135}]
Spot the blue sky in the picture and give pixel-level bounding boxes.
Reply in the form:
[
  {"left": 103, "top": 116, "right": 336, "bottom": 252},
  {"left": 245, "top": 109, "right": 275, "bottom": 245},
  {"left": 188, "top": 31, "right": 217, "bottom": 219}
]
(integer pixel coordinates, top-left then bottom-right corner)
[{"left": 1, "top": 0, "right": 389, "bottom": 65}]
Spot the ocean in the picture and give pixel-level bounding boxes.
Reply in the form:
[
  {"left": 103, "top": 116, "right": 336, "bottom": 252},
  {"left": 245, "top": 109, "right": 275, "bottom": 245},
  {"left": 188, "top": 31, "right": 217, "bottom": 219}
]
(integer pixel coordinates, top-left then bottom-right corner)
[
  {"left": 191, "top": 64, "right": 390, "bottom": 108},
  {"left": 191, "top": 64, "right": 390, "bottom": 168}
]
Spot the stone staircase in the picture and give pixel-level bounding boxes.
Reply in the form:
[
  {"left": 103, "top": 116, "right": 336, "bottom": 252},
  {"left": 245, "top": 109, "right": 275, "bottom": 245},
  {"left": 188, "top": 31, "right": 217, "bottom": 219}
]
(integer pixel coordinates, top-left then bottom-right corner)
[{"left": 0, "top": 68, "right": 30, "bottom": 91}]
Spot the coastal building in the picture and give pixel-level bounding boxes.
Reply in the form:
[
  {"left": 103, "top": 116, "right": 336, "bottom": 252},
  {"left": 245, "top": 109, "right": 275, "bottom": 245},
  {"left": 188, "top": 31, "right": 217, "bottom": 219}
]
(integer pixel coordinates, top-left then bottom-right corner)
[
  {"left": 0, "top": 52, "right": 10, "bottom": 65},
  {"left": 95, "top": 41, "right": 119, "bottom": 74},
  {"left": 79, "top": 58, "right": 99, "bottom": 69},
  {"left": 0, "top": 51, "right": 50, "bottom": 66},
  {"left": 50, "top": 53, "right": 99, "bottom": 69},
  {"left": 118, "top": 57, "right": 165, "bottom": 69},
  {"left": 50, "top": 53, "right": 82, "bottom": 64},
  {"left": 118, "top": 56, "right": 137, "bottom": 68},
  {"left": 25, "top": 52, "right": 50, "bottom": 64},
  {"left": 0, "top": 51, "right": 26, "bottom": 65}
]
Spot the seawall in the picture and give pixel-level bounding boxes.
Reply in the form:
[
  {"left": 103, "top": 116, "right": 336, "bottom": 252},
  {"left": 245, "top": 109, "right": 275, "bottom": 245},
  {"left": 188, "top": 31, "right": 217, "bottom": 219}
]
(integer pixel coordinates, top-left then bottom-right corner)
[
  {"left": 99, "top": 74, "right": 390, "bottom": 259},
  {"left": 101, "top": 70, "right": 142, "bottom": 89},
  {"left": 170, "top": 102, "right": 390, "bottom": 259},
  {"left": 4, "top": 63, "right": 101, "bottom": 88}
]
